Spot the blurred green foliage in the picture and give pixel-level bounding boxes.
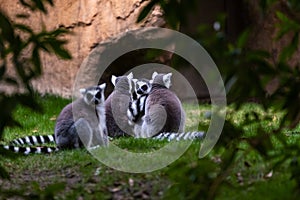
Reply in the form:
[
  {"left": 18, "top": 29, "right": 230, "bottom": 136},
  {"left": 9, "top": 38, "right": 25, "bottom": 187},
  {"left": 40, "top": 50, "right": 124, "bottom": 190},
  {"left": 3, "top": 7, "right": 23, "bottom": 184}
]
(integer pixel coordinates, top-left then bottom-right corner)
[
  {"left": 139, "top": 0, "right": 300, "bottom": 199},
  {"left": 0, "top": 0, "right": 71, "bottom": 186},
  {"left": 0, "top": 0, "right": 71, "bottom": 137}
]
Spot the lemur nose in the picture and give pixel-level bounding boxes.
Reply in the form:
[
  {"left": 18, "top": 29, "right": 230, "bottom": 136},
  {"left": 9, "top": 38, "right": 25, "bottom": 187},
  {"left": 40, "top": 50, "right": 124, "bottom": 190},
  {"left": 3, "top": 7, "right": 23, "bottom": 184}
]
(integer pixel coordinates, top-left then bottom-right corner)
[{"left": 137, "top": 89, "right": 143, "bottom": 94}]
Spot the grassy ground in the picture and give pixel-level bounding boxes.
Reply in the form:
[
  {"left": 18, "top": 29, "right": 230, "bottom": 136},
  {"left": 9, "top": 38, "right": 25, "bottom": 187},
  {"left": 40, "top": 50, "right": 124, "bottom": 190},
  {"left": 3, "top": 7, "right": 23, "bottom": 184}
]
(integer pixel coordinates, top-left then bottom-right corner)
[{"left": 0, "top": 96, "right": 298, "bottom": 199}]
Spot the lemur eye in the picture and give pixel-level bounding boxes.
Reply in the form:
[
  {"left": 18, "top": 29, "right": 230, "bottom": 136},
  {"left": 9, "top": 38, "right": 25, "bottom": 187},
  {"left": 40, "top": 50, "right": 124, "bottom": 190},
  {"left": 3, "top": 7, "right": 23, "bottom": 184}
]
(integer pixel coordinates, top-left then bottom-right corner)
[
  {"left": 95, "top": 91, "right": 101, "bottom": 99},
  {"left": 141, "top": 85, "right": 148, "bottom": 91},
  {"left": 86, "top": 93, "right": 93, "bottom": 101}
]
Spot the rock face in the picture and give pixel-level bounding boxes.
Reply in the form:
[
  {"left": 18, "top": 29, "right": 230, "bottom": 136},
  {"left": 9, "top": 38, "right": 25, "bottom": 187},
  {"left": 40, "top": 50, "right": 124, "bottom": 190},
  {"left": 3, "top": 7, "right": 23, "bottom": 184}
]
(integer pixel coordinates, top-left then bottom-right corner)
[
  {"left": 0, "top": 0, "right": 164, "bottom": 97},
  {"left": 4, "top": 1, "right": 296, "bottom": 100}
]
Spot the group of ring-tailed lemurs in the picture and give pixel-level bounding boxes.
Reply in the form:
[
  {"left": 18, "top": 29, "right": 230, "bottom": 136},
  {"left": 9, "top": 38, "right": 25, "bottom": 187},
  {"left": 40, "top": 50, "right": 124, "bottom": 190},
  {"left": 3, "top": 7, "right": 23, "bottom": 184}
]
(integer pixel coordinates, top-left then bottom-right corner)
[{"left": 1, "top": 72, "right": 204, "bottom": 154}]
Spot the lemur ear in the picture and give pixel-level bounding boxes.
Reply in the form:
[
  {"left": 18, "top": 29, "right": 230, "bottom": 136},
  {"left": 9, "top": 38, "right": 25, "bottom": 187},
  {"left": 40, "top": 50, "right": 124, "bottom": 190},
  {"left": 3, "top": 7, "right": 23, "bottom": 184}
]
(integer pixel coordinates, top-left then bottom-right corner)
[
  {"left": 163, "top": 73, "right": 172, "bottom": 88},
  {"left": 79, "top": 88, "right": 86, "bottom": 95},
  {"left": 152, "top": 71, "right": 158, "bottom": 80},
  {"left": 132, "top": 78, "right": 138, "bottom": 84},
  {"left": 127, "top": 72, "right": 133, "bottom": 80},
  {"left": 99, "top": 83, "right": 106, "bottom": 90},
  {"left": 111, "top": 75, "right": 117, "bottom": 86}
]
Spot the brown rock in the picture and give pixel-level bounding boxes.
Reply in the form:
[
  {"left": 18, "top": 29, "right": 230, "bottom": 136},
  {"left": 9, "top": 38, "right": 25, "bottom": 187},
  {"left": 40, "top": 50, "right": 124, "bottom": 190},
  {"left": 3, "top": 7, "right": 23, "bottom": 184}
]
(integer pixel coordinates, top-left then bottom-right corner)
[{"left": 1, "top": 0, "right": 165, "bottom": 97}]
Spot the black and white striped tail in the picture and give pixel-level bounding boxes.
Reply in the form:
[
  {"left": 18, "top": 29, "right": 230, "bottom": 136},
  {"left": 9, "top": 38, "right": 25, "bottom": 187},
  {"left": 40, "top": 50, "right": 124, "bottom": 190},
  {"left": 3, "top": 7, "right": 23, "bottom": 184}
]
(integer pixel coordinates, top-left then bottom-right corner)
[
  {"left": 9, "top": 134, "right": 55, "bottom": 146},
  {"left": 1, "top": 145, "right": 59, "bottom": 155},
  {"left": 153, "top": 131, "right": 205, "bottom": 141}
]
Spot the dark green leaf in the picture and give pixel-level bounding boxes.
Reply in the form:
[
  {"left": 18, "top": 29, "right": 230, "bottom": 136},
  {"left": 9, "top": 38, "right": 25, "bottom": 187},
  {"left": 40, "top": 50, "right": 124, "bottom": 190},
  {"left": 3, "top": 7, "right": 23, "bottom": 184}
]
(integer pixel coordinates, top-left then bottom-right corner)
[
  {"left": 137, "top": 0, "right": 160, "bottom": 23},
  {"left": 276, "top": 12, "right": 300, "bottom": 39},
  {"left": 0, "top": 62, "right": 6, "bottom": 78},
  {"left": 0, "top": 12, "right": 15, "bottom": 44},
  {"left": 4, "top": 77, "right": 18, "bottom": 86},
  {"left": 279, "top": 33, "right": 299, "bottom": 62},
  {"left": 50, "top": 28, "right": 70, "bottom": 37},
  {"left": 15, "top": 13, "right": 30, "bottom": 18},
  {"left": 19, "top": 0, "right": 34, "bottom": 10},
  {"left": 32, "top": 46, "right": 42, "bottom": 75},
  {"left": 237, "top": 29, "right": 250, "bottom": 48},
  {"left": 19, "top": 0, "right": 54, "bottom": 13},
  {"left": 33, "top": 0, "right": 47, "bottom": 14},
  {"left": 14, "top": 24, "right": 34, "bottom": 34},
  {"left": 48, "top": 40, "right": 72, "bottom": 59},
  {"left": 54, "top": 47, "right": 72, "bottom": 59},
  {"left": 46, "top": 0, "right": 54, "bottom": 6}
]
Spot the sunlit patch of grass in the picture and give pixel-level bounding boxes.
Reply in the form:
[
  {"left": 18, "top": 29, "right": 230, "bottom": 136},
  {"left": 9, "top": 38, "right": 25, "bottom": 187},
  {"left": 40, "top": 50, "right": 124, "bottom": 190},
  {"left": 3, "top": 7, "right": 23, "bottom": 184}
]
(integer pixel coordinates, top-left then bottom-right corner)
[{"left": 2, "top": 95, "right": 70, "bottom": 143}]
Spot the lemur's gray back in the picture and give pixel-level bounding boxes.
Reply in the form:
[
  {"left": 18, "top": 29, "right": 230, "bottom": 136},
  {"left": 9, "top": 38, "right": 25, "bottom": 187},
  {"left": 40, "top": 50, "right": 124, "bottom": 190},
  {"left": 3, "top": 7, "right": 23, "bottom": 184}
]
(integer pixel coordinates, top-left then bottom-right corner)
[
  {"left": 141, "top": 72, "right": 185, "bottom": 137},
  {"left": 55, "top": 99, "right": 96, "bottom": 149},
  {"left": 55, "top": 84, "right": 107, "bottom": 149},
  {"left": 105, "top": 73, "right": 133, "bottom": 137}
]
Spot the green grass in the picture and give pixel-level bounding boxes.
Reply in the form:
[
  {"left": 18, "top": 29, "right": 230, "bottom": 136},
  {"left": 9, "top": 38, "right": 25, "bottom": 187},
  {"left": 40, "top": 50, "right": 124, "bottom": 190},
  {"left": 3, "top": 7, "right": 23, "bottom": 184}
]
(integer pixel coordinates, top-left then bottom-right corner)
[
  {"left": 0, "top": 96, "right": 299, "bottom": 199},
  {"left": 2, "top": 95, "right": 70, "bottom": 142}
]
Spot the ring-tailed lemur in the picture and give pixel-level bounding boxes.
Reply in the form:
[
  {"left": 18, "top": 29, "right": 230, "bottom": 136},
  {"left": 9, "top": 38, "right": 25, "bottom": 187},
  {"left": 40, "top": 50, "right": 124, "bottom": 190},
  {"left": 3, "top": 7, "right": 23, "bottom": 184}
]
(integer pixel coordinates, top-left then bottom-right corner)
[
  {"left": 105, "top": 73, "right": 135, "bottom": 137},
  {"left": 128, "top": 72, "right": 205, "bottom": 140},
  {"left": 1, "top": 84, "right": 108, "bottom": 154},
  {"left": 141, "top": 72, "right": 185, "bottom": 137},
  {"left": 127, "top": 78, "right": 152, "bottom": 125},
  {"left": 127, "top": 78, "right": 152, "bottom": 136},
  {"left": 6, "top": 72, "right": 204, "bottom": 154}
]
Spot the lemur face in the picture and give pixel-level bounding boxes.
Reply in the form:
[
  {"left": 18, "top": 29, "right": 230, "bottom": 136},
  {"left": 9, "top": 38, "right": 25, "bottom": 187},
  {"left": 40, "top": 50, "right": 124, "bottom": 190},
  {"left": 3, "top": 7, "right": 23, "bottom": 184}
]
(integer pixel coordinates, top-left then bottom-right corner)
[
  {"left": 80, "top": 83, "right": 106, "bottom": 105},
  {"left": 135, "top": 79, "right": 152, "bottom": 95}
]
